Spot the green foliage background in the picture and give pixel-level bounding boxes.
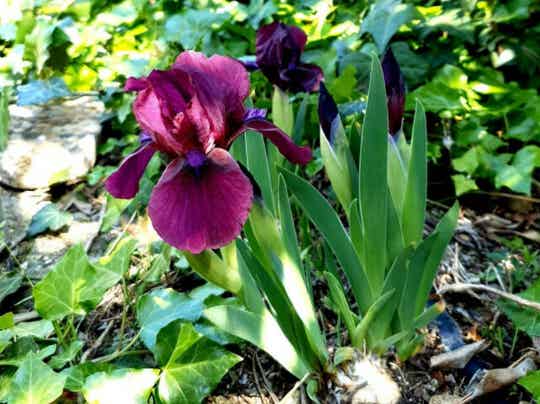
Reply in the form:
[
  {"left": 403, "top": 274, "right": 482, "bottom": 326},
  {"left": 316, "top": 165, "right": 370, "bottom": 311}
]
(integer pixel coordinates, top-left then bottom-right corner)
[{"left": 0, "top": 0, "right": 539, "bottom": 193}]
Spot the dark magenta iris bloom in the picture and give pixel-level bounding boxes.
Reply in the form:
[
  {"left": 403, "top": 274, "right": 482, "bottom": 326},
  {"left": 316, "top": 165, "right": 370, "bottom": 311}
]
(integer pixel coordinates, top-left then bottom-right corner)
[
  {"left": 256, "top": 22, "right": 323, "bottom": 93},
  {"left": 382, "top": 48, "right": 405, "bottom": 137},
  {"left": 105, "top": 51, "right": 312, "bottom": 253}
]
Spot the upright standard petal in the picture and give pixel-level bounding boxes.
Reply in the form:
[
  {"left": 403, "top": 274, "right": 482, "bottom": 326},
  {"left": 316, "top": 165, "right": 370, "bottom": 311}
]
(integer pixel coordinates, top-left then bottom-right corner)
[
  {"left": 148, "top": 148, "right": 253, "bottom": 253},
  {"left": 256, "top": 22, "right": 322, "bottom": 93},
  {"left": 230, "top": 119, "right": 312, "bottom": 165},
  {"left": 382, "top": 48, "right": 405, "bottom": 136},
  {"left": 174, "top": 51, "right": 249, "bottom": 148},
  {"left": 105, "top": 142, "right": 157, "bottom": 199},
  {"left": 175, "top": 51, "right": 250, "bottom": 103}
]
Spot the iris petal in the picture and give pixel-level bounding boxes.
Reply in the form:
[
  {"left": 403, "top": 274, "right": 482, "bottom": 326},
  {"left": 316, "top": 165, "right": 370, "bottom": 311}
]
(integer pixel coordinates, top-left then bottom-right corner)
[
  {"left": 174, "top": 51, "right": 249, "bottom": 149},
  {"left": 105, "top": 142, "right": 157, "bottom": 199},
  {"left": 230, "top": 119, "right": 312, "bottom": 165},
  {"left": 125, "top": 77, "right": 148, "bottom": 92},
  {"left": 148, "top": 148, "right": 253, "bottom": 253},
  {"left": 256, "top": 22, "right": 322, "bottom": 93}
]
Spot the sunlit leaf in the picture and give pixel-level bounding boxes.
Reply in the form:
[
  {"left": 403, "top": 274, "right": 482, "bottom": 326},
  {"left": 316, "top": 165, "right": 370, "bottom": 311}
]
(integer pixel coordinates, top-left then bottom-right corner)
[
  {"left": 452, "top": 174, "right": 478, "bottom": 196},
  {"left": 83, "top": 368, "right": 159, "bottom": 404},
  {"left": 280, "top": 167, "right": 372, "bottom": 312},
  {"left": 7, "top": 352, "right": 66, "bottom": 404},
  {"left": 204, "top": 305, "right": 309, "bottom": 378},
  {"left": 136, "top": 288, "right": 203, "bottom": 353},
  {"left": 156, "top": 321, "right": 241, "bottom": 404},
  {"left": 361, "top": 0, "right": 416, "bottom": 52},
  {"left": 359, "top": 55, "right": 388, "bottom": 294},
  {"left": 33, "top": 245, "right": 101, "bottom": 320},
  {"left": 519, "top": 370, "right": 540, "bottom": 400},
  {"left": 402, "top": 101, "right": 427, "bottom": 246},
  {"left": 61, "top": 363, "right": 115, "bottom": 392}
]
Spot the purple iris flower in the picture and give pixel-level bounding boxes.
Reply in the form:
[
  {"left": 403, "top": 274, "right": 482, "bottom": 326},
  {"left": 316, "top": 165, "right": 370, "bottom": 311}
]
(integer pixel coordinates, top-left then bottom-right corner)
[
  {"left": 381, "top": 48, "right": 405, "bottom": 137},
  {"left": 105, "top": 51, "right": 312, "bottom": 254},
  {"left": 256, "top": 22, "right": 323, "bottom": 93}
]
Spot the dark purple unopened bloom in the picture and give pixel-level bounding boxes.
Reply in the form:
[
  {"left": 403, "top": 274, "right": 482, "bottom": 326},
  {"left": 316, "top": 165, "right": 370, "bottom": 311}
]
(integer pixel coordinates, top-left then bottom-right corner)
[
  {"left": 105, "top": 51, "right": 312, "bottom": 254},
  {"left": 318, "top": 82, "right": 339, "bottom": 144},
  {"left": 256, "top": 22, "right": 323, "bottom": 93},
  {"left": 382, "top": 48, "right": 405, "bottom": 136}
]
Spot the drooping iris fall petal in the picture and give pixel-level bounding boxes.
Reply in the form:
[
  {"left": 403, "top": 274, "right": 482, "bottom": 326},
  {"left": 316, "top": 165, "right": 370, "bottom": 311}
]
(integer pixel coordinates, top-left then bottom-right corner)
[
  {"left": 105, "top": 142, "right": 157, "bottom": 199},
  {"left": 231, "top": 118, "right": 312, "bottom": 165},
  {"left": 256, "top": 22, "right": 323, "bottom": 93},
  {"left": 382, "top": 48, "right": 405, "bottom": 136},
  {"left": 148, "top": 148, "right": 253, "bottom": 253}
]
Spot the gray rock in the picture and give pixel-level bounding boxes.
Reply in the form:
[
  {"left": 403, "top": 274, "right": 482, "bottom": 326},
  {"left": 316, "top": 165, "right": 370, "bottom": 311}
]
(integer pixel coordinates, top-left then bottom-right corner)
[
  {"left": 0, "top": 185, "right": 103, "bottom": 279},
  {"left": 0, "top": 187, "right": 49, "bottom": 247},
  {"left": 0, "top": 96, "right": 104, "bottom": 189},
  {"left": 23, "top": 214, "right": 101, "bottom": 279}
]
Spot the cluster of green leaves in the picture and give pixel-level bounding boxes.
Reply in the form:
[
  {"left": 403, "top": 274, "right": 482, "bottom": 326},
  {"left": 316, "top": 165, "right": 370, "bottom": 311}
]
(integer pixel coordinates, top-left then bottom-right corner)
[
  {"left": 345, "top": 0, "right": 540, "bottom": 195},
  {"left": 185, "top": 57, "right": 459, "bottom": 403},
  {"left": 2, "top": 0, "right": 538, "bottom": 196},
  {"left": 285, "top": 56, "right": 458, "bottom": 359},
  {"left": 0, "top": 239, "right": 243, "bottom": 403}
]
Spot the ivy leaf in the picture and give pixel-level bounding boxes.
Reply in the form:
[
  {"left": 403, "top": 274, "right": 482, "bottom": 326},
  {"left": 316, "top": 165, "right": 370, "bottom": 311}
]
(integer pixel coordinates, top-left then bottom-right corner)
[
  {"left": 361, "top": 0, "right": 416, "bottom": 53},
  {"left": 0, "top": 313, "right": 14, "bottom": 330},
  {"left": 452, "top": 175, "right": 478, "bottom": 196},
  {"left": 7, "top": 352, "right": 66, "bottom": 404},
  {"left": 25, "top": 16, "right": 56, "bottom": 74},
  {"left": 33, "top": 245, "right": 103, "bottom": 321},
  {"left": 17, "top": 78, "right": 70, "bottom": 106},
  {"left": 136, "top": 288, "right": 204, "bottom": 353},
  {"left": 495, "top": 145, "right": 540, "bottom": 194},
  {"left": 519, "top": 370, "right": 540, "bottom": 400},
  {"left": 452, "top": 147, "right": 479, "bottom": 175},
  {"left": 26, "top": 204, "right": 72, "bottom": 238},
  {"left": 11, "top": 320, "right": 54, "bottom": 339},
  {"left": 389, "top": 42, "right": 429, "bottom": 87},
  {"left": 0, "top": 273, "right": 23, "bottom": 305},
  {"left": 0, "top": 339, "right": 56, "bottom": 367},
  {"left": 165, "top": 10, "right": 228, "bottom": 50},
  {"left": 82, "top": 368, "right": 159, "bottom": 404},
  {"left": 33, "top": 245, "right": 97, "bottom": 320},
  {"left": 49, "top": 340, "right": 84, "bottom": 369},
  {"left": 61, "top": 363, "right": 115, "bottom": 392},
  {"left": 33, "top": 241, "right": 136, "bottom": 321},
  {"left": 156, "top": 321, "right": 241, "bottom": 404},
  {"left": 499, "top": 278, "right": 540, "bottom": 337},
  {"left": 407, "top": 81, "right": 464, "bottom": 112},
  {"left": 327, "top": 65, "right": 358, "bottom": 102}
]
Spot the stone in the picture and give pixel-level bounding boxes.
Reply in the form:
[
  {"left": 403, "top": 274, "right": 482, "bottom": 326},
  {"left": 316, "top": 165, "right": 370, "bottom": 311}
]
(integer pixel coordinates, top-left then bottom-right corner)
[
  {"left": 429, "top": 393, "right": 462, "bottom": 404},
  {"left": 23, "top": 212, "right": 101, "bottom": 279},
  {"left": 0, "top": 187, "right": 49, "bottom": 247},
  {"left": 0, "top": 96, "right": 104, "bottom": 189}
]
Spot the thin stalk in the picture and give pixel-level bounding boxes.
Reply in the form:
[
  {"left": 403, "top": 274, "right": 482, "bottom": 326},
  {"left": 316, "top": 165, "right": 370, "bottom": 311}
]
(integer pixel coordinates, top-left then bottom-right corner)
[
  {"left": 116, "top": 277, "right": 130, "bottom": 351},
  {"left": 91, "top": 330, "right": 142, "bottom": 363},
  {"left": 53, "top": 321, "right": 67, "bottom": 349}
]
